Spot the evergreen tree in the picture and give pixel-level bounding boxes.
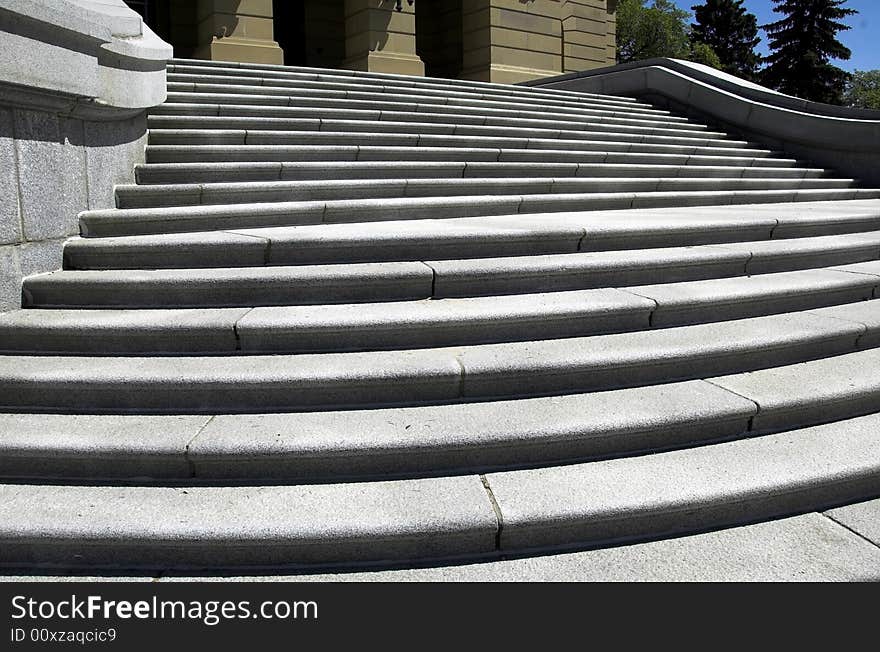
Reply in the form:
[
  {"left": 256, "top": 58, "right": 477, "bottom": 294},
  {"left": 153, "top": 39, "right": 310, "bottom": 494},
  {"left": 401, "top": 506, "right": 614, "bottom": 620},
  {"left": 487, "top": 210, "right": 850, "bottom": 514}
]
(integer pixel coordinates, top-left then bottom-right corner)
[
  {"left": 690, "top": 0, "right": 761, "bottom": 80},
  {"left": 761, "top": 0, "right": 856, "bottom": 104}
]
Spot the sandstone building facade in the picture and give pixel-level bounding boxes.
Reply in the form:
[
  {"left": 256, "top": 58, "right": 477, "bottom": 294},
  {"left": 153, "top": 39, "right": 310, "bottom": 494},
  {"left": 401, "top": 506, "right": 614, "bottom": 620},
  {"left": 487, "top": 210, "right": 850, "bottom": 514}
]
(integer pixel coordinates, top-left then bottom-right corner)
[{"left": 125, "top": 0, "right": 618, "bottom": 83}]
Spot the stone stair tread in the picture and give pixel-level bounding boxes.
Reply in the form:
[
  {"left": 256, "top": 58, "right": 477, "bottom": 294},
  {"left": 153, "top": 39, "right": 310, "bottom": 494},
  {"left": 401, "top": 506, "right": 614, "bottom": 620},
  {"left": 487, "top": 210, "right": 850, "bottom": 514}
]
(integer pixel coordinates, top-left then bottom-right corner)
[
  {"left": 825, "top": 498, "right": 880, "bottom": 548},
  {"left": 622, "top": 268, "right": 877, "bottom": 326},
  {"left": 68, "top": 200, "right": 880, "bottom": 263},
  {"left": 2, "top": 347, "right": 880, "bottom": 481},
  {"left": 144, "top": 139, "right": 777, "bottom": 159},
  {"left": 165, "top": 79, "right": 670, "bottom": 115},
  {"left": 708, "top": 344, "right": 880, "bottom": 431},
  {"left": 149, "top": 113, "right": 708, "bottom": 138},
  {"left": 9, "top": 511, "right": 879, "bottom": 581},
  {"left": 133, "top": 161, "right": 827, "bottom": 185},
  {"left": 0, "top": 476, "right": 498, "bottom": 568},
  {"left": 23, "top": 261, "right": 437, "bottom": 308},
  {"left": 176, "top": 513, "right": 880, "bottom": 582},
  {"left": 166, "top": 59, "right": 645, "bottom": 104},
  {"left": 0, "top": 379, "right": 753, "bottom": 480},
  {"left": 0, "top": 311, "right": 862, "bottom": 412},
  {"left": 485, "top": 412, "right": 880, "bottom": 552},
  {"left": 161, "top": 91, "right": 691, "bottom": 126},
  {"left": 1, "top": 413, "right": 879, "bottom": 569},
  {"left": 147, "top": 127, "right": 743, "bottom": 148},
  {"left": 78, "top": 190, "right": 880, "bottom": 238},
  {"left": 151, "top": 101, "right": 700, "bottom": 134},
  {"left": 114, "top": 177, "right": 855, "bottom": 210},
  {"left": 145, "top": 143, "right": 797, "bottom": 167},
  {"left": 810, "top": 300, "right": 880, "bottom": 347},
  {"left": 24, "top": 240, "right": 871, "bottom": 307},
  {"left": 0, "top": 308, "right": 251, "bottom": 353},
  {"left": 9, "top": 271, "right": 880, "bottom": 353}
]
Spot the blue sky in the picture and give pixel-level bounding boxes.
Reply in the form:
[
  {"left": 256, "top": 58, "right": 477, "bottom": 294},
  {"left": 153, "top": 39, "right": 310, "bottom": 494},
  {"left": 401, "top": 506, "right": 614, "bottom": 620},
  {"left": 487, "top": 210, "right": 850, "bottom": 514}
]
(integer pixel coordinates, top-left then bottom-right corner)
[{"left": 670, "top": 0, "right": 879, "bottom": 71}]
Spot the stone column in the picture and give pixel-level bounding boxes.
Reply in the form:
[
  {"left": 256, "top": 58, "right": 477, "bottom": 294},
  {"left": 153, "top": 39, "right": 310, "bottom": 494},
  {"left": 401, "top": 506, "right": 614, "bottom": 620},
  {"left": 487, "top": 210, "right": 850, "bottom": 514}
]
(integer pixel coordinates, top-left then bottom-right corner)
[
  {"left": 343, "top": 0, "right": 425, "bottom": 76},
  {"left": 194, "top": 0, "right": 283, "bottom": 65},
  {"left": 562, "top": 0, "right": 617, "bottom": 73},
  {"left": 461, "top": 0, "right": 563, "bottom": 84}
]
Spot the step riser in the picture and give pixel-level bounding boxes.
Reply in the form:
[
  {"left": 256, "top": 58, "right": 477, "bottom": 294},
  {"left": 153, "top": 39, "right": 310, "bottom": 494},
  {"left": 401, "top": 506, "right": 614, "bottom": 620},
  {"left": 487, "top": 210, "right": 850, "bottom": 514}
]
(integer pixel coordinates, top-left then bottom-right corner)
[
  {"left": 144, "top": 138, "right": 768, "bottom": 156},
  {"left": 1, "top": 417, "right": 877, "bottom": 569},
  {"left": 62, "top": 215, "right": 880, "bottom": 270},
  {"left": 150, "top": 102, "right": 704, "bottom": 133},
  {"left": 144, "top": 146, "right": 790, "bottom": 167},
  {"left": 0, "top": 475, "right": 498, "bottom": 569},
  {"left": 80, "top": 190, "right": 880, "bottom": 238},
  {"left": 0, "top": 324, "right": 858, "bottom": 412},
  {"left": 148, "top": 115, "right": 714, "bottom": 140},
  {"left": 115, "top": 179, "right": 856, "bottom": 210},
  {"left": 147, "top": 129, "right": 744, "bottom": 150},
  {"left": 7, "top": 278, "right": 877, "bottom": 353},
  {"left": 162, "top": 91, "right": 687, "bottom": 126},
  {"left": 165, "top": 63, "right": 643, "bottom": 105},
  {"left": 164, "top": 78, "right": 663, "bottom": 114},
  {"left": 3, "top": 367, "right": 879, "bottom": 481},
  {"left": 0, "top": 398, "right": 751, "bottom": 480},
  {"left": 134, "top": 163, "right": 823, "bottom": 185}
]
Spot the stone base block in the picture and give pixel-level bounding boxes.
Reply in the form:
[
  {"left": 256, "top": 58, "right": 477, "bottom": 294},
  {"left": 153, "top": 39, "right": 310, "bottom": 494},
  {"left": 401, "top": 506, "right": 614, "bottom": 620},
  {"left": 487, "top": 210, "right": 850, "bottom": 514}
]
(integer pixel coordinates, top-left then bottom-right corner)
[
  {"left": 461, "top": 64, "right": 562, "bottom": 85},
  {"left": 195, "top": 38, "right": 284, "bottom": 65},
  {"left": 343, "top": 52, "right": 425, "bottom": 77}
]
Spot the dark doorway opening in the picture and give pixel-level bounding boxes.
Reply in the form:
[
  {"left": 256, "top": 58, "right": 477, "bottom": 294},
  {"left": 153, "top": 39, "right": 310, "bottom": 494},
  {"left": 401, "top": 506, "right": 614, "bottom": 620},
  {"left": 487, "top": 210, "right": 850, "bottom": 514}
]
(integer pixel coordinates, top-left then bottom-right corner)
[
  {"left": 273, "top": 0, "right": 345, "bottom": 68},
  {"left": 416, "top": 0, "right": 463, "bottom": 79},
  {"left": 273, "top": 0, "right": 306, "bottom": 66}
]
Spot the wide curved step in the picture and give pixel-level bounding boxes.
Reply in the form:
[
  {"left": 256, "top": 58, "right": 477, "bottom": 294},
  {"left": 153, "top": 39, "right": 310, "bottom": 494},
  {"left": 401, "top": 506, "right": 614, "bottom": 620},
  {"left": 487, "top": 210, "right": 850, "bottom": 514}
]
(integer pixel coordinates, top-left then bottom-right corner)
[
  {"left": 148, "top": 115, "right": 721, "bottom": 141},
  {"left": 147, "top": 127, "right": 746, "bottom": 150},
  {"left": 144, "top": 144, "right": 799, "bottom": 167},
  {"left": 166, "top": 59, "right": 645, "bottom": 105},
  {"left": 7, "top": 273, "right": 880, "bottom": 354},
  {"left": 0, "top": 413, "right": 878, "bottom": 569},
  {"left": 0, "top": 311, "right": 864, "bottom": 412},
  {"left": 160, "top": 91, "right": 695, "bottom": 128},
  {"left": 24, "top": 244, "right": 880, "bottom": 306},
  {"left": 486, "top": 413, "right": 880, "bottom": 553},
  {"left": 151, "top": 102, "right": 703, "bottom": 139},
  {"left": 134, "top": 161, "right": 827, "bottom": 185},
  {"left": 168, "top": 78, "right": 670, "bottom": 115},
  {"left": 2, "top": 346, "right": 879, "bottom": 482},
  {"left": 145, "top": 140, "right": 779, "bottom": 164},
  {"left": 173, "top": 511, "right": 880, "bottom": 582},
  {"left": 114, "top": 178, "right": 856, "bottom": 210},
  {"left": 62, "top": 201, "right": 880, "bottom": 269},
  {"left": 78, "top": 190, "right": 880, "bottom": 237}
]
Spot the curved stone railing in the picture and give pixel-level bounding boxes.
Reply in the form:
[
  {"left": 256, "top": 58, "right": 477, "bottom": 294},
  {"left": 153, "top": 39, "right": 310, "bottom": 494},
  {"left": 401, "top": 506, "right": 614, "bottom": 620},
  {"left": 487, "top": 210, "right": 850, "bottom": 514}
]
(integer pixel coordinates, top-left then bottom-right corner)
[
  {"left": 525, "top": 58, "right": 880, "bottom": 187},
  {"left": 0, "top": 0, "right": 173, "bottom": 311},
  {"left": 0, "top": 0, "right": 172, "bottom": 117}
]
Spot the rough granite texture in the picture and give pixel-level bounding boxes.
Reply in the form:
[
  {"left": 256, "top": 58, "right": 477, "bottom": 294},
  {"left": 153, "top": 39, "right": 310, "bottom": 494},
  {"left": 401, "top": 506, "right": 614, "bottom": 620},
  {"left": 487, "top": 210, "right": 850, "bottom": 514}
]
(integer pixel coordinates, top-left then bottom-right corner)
[
  {"left": 177, "top": 513, "right": 880, "bottom": 582},
  {"left": 0, "top": 106, "right": 146, "bottom": 311},
  {"left": 0, "top": 106, "right": 147, "bottom": 311}
]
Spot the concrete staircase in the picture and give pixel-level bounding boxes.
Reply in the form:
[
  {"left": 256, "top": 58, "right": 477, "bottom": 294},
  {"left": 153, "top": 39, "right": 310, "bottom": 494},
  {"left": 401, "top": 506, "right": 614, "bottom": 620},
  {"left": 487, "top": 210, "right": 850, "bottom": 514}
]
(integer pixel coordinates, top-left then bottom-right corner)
[{"left": 2, "top": 58, "right": 880, "bottom": 579}]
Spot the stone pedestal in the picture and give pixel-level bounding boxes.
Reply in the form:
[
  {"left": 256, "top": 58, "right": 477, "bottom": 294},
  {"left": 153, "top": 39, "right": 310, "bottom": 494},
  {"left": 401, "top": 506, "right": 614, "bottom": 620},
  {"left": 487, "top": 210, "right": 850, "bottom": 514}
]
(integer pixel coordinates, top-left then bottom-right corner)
[
  {"left": 343, "top": 0, "right": 425, "bottom": 76},
  {"left": 194, "top": 0, "right": 284, "bottom": 65}
]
